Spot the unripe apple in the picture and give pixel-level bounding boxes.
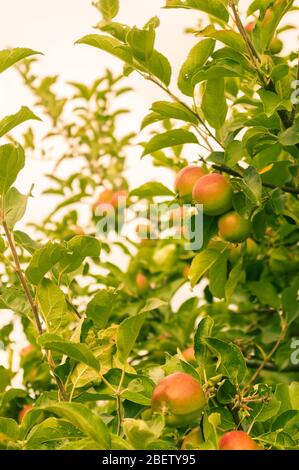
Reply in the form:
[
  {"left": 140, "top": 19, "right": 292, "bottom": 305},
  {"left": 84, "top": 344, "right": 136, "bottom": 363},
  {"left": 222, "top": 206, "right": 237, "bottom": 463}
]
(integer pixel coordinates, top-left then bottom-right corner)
[
  {"left": 219, "top": 431, "right": 261, "bottom": 450},
  {"left": 269, "top": 37, "right": 283, "bottom": 54},
  {"left": 181, "top": 426, "right": 204, "bottom": 449},
  {"left": 110, "top": 190, "right": 128, "bottom": 209},
  {"left": 20, "top": 344, "right": 35, "bottom": 357},
  {"left": 136, "top": 273, "right": 150, "bottom": 293},
  {"left": 192, "top": 173, "right": 233, "bottom": 216},
  {"left": 182, "top": 346, "right": 196, "bottom": 364},
  {"left": 151, "top": 372, "right": 206, "bottom": 426},
  {"left": 229, "top": 238, "right": 258, "bottom": 264},
  {"left": 174, "top": 166, "right": 207, "bottom": 202},
  {"left": 245, "top": 21, "right": 256, "bottom": 33},
  {"left": 218, "top": 211, "right": 251, "bottom": 243},
  {"left": 18, "top": 404, "right": 33, "bottom": 424}
]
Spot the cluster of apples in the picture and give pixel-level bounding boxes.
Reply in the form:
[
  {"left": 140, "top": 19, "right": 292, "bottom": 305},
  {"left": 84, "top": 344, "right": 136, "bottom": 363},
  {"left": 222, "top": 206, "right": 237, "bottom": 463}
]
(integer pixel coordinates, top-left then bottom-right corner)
[
  {"left": 174, "top": 166, "right": 252, "bottom": 244},
  {"left": 152, "top": 371, "right": 261, "bottom": 450}
]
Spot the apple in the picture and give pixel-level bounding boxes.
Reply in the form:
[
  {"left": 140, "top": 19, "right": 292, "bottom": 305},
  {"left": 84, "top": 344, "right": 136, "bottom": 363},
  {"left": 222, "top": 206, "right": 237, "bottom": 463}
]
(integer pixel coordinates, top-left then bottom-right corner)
[
  {"left": 182, "top": 347, "right": 196, "bottom": 364},
  {"left": 136, "top": 272, "right": 150, "bottom": 293},
  {"left": 229, "top": 238, "right": 258, "bottom": 264},
  {"left": 18, "top": 404, "right": 33, "bottom": 424},
  {"left": 151, "top": 372, "right": 206, "bottom": 426},
  {"left": 218, "top": 211, "right": 251, "bottom": 243},
  {"left": 192, "top": 173, "right": 233, "bottom": 216},
  {"left": 20, "top": 344, "right": 35, "bottom": 357},
  {"left": 269, "top": 37, "right": 283, "bottom": 54},
  {"left": 219, "top": 430, "right": 261, "bottom": 450},
  {"left": 174, "top": 166, "right": 207, "bottom": 202},
  {"left": 245, "top": 21, "right": 256, "bottom": 33}
]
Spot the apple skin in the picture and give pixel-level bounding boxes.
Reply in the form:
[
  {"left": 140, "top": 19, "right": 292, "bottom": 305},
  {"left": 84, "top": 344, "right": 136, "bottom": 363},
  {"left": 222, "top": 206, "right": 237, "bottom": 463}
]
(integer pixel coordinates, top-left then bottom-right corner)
[
  {"left": 219, "top": 431, "right": 261, "bottom": 450},
  {"left": 18, "top": 405, "right": 33, "bottom": 424},
  {"left": 174, "top": 166, "right": 207, "bottom": 202},
  {"left": 182, "top": 347, "right": 196, "bottom": 364},
  {"left": 181, "top": 426, "right": 204, "bottom": 450},
  {"left": 218, "top": 211, "right": 251, "bottom": 243},
  {"left": 229, "top": 238, "right": 258, "bottom": 264},
  {"left": 192, "top": 173, "right": 233, "bottom": 216},
  {"left": 269, "top": 37, "right": 283, "bottom": 54},
  {"left": 245, "top": 21, "right": 256, "bottom": 33},
  {"left": 136, "top": 273, "right": 150, "bottom": 293},
  {"left": 151, "top": 372, "right": 206, "bottom": 427},
  {"left": 20, "top": 344, "right": 35, "bottom": 357}
]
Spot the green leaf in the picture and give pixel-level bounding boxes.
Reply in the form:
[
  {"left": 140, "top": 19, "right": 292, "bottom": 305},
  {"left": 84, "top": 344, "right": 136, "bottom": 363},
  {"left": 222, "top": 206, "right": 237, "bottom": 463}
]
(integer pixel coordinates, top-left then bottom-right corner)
[
  {"left": 36, "top": 279, "right": 72, "bottom": 334},
  {"left": 258, "top": 0, "right": 294, "bottom": 52},
  {"left": 209, "top": 250, "right": 228, "bottom": 299},
  {"left": 0, "top": 48, "right": 41, "bottom": 74},
  {"left": 225, "top": 260, "right": 244, "bottom": 301},
  {"left": 142, "top": 129, "right": 198, "bottom": 157},
  {"left": 25, "top": 418, "right": 83, "bottom": 450},
  {"left": 151, "top": 101, "right": 199, "bottom": 125},
  {"left": 194, "top": 316, "right": 214, "bottom": 366},
  {"left": 231, "top": 167, "right": 262, "bottom": 205},
  {"left": 0, "top": 107, "right": 41, "bottom": 137},
  {"left": 38, "top": 334, "right": 100, "bottom": 371},
  {"left": 96, "top": 0, "right": 119, "bottom": 21},
  {"left": 4, "top": 187, "right": 29, "bottom": 229},
  {"left": 0, "top": 144, "right": 25, "bottom": 194},
  {"left": 178, "top": 39, "right": 215, "bottom": 96},
  {"left": 248, "top": 280, "right": 280, "bottom": 309},
  {"left": 224, "top": 140, "right": 243, "bottom": 167},
  {"left": 130, "top": 182, "right": 174, "bottom": 198},
  {"left": 13, "top": 230, "right": 40, "bottom": 254},
  {"left": 190, "top": 243, "right": 228, "bottom": 287},
  {"left": 126, "top": 27, "right": 155, "bottom": 62},
  {"left": 39, "top": 403, "right": 110, "bottom": 449},
  {"left": 58, "top": 236, "right": 101, "bottom": 274},
  {"left": 76, "top": 34, "right": 132, "bottom": 64},
  {"left": 197, "top": 25, "right": 246, "bottom": 53},
  {"left": 203, "top": 338, "right": 247, "bottom": 384},
  {"left": 279, "top": 117, "right": 299, "bottom": 145},
  {"left": 123, "top": 415, "right": 164, "bottom": 449},
  {"left": 117, "top": 312, "right": 147, "bottom": 363},
  {"left": 144, "top": 50, "right": 172, "bottom": 86},
  {"left": 26, "top": 241, "right": 68, "bottom": 285},
  {"left": 250, "top": 398, "right": 282, "bottom": 423},
  {"left": 282, "top": 277, "right": 299, "bottom": 325},
  {"left": 202, "top": 78, "right": 227, "bottom": 129},
  {"left": 0, "top": 417, "right": 20, "bottom": 441},
  {"left": 164, "top": 0, "right": 229, "bottom": 22},
  {"left": 258, "top": 89, "right": 287, "bottom": 117},
  {"left": 86, "top": 289, "right": 118, "bottom": 329}
]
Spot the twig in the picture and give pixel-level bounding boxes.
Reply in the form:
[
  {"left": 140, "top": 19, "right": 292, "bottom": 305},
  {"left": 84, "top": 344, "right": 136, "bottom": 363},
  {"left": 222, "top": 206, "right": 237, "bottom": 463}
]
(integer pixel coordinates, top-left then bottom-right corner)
[{"left": 1, "top": 220, "right": 68, "bottom": 400}]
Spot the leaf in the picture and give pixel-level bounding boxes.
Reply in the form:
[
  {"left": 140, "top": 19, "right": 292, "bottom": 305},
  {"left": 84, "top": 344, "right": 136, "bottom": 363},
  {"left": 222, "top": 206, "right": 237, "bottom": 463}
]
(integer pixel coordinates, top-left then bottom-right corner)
[
  {"left": 194, "top": 316, "right": 214, "bottom": 366},
  {"left": 139, "top": 298, "right": 167, "bottom": 313},
  {"left": 76, "top": 34, "right": 132, "bottom": 64},
  {"left": 96, "top": 0, "right": 119, "bottom": 20},
  {"left": 4, "top": 187, "right": 28, "bottom": 229},
  {"left": 13, "top": 230, "right": 40, "bottom": 254},
  {"left": 251, "top": 398, "right": 282, "bottom": 423},
  {"left": 145, "top": 50, "right": 172, "bottom": 86},
  {"left": 282, "top": 277, "right": 299, "bottom": 325},
  {"left": 142, "top": 129, "right": 198, "bottom": 157},
  {"left": 38, "top": 333, "right": 100, "bottom": 371},
  {"left": 25, "top": 241, "right": 68, "bottom": 285},
  {"left": 130, "top": 182, "right": 174, "bottom": 198},
  {"left": 197, "top": 25, "right": 246, "bottom": 53},
  {"left": 116, "top": 312, "right": 147, "bottom": 363},
  {"left": 25, "top": 418, "right": 83, "bottom": 449},
  {"left": 209, "top": 250, "right": 228, "bottom": 299},
  {"left": 258, "top": 89, "right": 284, "bottom": 117},
  {"left": 0, "top": 48, "right": 41, "bottom": 74},
  {"left": 0, "top": 144, "right": 25, "bottom": 194},
  {"left": 224, "top": 140, "right": 243, "bottom": 167},
  {"left": 203, "top": 338, "right": 247, "bottom": 384},
  {"left": 151, "top": 101, "right": 199, "bottom": 125},
  {"left": 279, "top": 117, "right": 299, "bottom": 145},
  {"left": 190, "top": 244, "right": 227, "bottom": 287},
  {"left": 225, "top": 260, "right": 244, "bottom": 301},
  {"left": 0, "top": 107, "right": 41, "bottom": 137},
  {"left": 202, "top": 78, "right": 227, "bottom": 129},
  {"left": 126, "top": 26, "right": 155, "bottom": 62},
  {"left": 178, "top": 39, "right": 215, "bottom": 96},
  {"left": 40, "top": 403, "right": 110, "bottom": 449},
  {"left": 58, "top": 236, "right": 101, "bottom": 274},
  {"left": 36, "top": 279, "right": 72, "bottom": 334},
  {"left": 248, "top": 281, "right": 280, "bottom": 309},
  {"left": 123, "top": 415, "right": 164, "bottom": 449},
  {"left": 258, "top": 0, "right": 294, "bottom": 52},
  {"left": 230, "top": 166, "right": 262, "bottom": 205},
  {"left": 0, "top": 417, "right": 20, "bottom": 441},
  {"left": 164, "top": 0, "right": 229, "bottom": 22},
  {"left": 86, "top": 289, "right": 118, "bottom": 329}
]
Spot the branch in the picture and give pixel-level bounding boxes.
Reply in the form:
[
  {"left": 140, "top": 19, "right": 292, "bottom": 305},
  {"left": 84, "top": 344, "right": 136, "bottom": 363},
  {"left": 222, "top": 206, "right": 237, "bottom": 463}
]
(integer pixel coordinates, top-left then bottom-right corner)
[
  {"left": 210, "top": 163, "right": 299, "bottom": 195},
  {"left": 2, "top": 220, "right": 68, "bottom": 401}
]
